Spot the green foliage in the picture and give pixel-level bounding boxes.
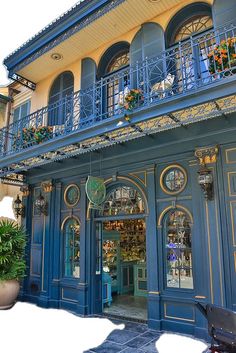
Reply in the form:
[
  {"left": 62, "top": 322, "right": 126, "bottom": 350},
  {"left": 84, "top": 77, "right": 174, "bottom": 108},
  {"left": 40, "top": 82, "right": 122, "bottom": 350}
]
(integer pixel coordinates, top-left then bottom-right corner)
[{"left": 0, "top": 220, "right": 27, "bottom": 281}]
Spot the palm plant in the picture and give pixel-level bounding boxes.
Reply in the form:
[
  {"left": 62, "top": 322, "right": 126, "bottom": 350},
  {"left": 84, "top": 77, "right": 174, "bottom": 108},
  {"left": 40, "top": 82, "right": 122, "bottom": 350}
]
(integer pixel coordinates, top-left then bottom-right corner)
[{"left": 0, "top": 220, "right": 27, "bottom": 281}]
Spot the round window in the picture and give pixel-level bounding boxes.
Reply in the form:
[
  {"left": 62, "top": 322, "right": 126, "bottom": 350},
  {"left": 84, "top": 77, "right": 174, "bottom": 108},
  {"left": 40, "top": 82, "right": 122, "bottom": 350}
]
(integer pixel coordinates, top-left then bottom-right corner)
[
  {"left": 64, "top": 184, "right": 80, "bottom": 207},
  {"left": 160, "top": 165, "right": 187, "bottom": 195}
]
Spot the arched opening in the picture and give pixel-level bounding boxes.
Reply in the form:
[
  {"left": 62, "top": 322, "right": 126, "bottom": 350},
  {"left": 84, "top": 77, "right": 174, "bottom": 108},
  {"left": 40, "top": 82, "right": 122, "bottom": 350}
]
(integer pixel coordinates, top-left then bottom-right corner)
[
  {"left": 162, "top": 208, "right": 193, "bottom": 289},
  {"left": 97, "top": 42, "right": 130, "bottom": 118},
  {"left": 48, "top": 71, "right": 74, "bottom": 126},
  {"left": 97, "top": 184, "right": 147, "bottom": 320},
  {"left": 165, "top": 3, "right": 213, "bottom": 92},
  {"left": 62, "top": 216, "right": 80, "bottom": 278},
  {"left": 166, "top": 3, "right": 212, "bottom": 47}
]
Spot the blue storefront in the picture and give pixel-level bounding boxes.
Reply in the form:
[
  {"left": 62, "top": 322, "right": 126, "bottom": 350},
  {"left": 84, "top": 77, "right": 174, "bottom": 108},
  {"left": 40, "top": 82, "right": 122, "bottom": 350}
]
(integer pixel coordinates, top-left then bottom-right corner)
[{"left": 1, "top": 0, "right": 236, "bottom": 339}]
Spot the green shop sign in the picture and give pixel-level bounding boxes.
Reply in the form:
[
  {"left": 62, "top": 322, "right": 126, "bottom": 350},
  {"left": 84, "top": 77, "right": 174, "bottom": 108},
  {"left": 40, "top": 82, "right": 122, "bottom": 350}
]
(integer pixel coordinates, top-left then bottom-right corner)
[{"left": 85, "top": 176, "right": 106, "bottom": 209}]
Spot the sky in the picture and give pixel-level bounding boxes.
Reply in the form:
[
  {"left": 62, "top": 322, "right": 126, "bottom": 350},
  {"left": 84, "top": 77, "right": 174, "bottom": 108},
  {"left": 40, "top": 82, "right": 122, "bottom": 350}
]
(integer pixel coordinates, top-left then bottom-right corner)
[{"left": 0, "top": 0, "right": 80, "bottom": 85}]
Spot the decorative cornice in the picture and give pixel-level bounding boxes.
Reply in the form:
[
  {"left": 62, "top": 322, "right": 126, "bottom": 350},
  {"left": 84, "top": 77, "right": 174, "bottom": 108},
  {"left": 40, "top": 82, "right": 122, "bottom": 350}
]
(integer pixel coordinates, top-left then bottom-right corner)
[{"left": 6, "top": 0, "right": 125, "bottom": 74}]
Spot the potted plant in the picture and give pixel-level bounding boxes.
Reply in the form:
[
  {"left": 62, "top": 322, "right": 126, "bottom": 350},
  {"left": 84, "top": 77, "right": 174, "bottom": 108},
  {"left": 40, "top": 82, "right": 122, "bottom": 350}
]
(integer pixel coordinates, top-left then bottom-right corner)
[
  {"left": 208, "top": 37, "right": 236, "bottom": 75},
  {"left": 0, "top": 220, "right": 27, "bottom": 309}
]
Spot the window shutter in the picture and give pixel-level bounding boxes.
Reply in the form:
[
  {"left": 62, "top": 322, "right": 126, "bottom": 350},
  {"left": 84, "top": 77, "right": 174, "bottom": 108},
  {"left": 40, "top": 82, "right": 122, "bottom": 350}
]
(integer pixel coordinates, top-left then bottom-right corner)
[
  {"left": 13, "top": 107, "right": 20, "bottom": 123},
  {"left": 81, "top": 58, "right": 96, "bottom": 90},
  {"left": 130, "top": 23, "right": 165, "bottom": 87},
  {"left": 130, "top": 23, "right": 165, "bottom": 65},
  {"left": 48, "top": 72, "right": 74, "bottom": 125},
  {"left": 213, "top": 0, "right": 236, "bottom": 27},
  {"left": 81, "top": 58, "right": 97, "bottom": 120}
]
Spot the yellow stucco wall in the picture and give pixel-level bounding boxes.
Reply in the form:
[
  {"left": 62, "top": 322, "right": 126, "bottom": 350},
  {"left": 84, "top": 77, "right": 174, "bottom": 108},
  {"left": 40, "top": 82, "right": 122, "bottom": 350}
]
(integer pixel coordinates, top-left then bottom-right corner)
[
  {"left": 24, "top": 0, "right": 214, "bottom": 115},
  {"left": 0, "top": 86, "right": 20, "bottom": 207}
]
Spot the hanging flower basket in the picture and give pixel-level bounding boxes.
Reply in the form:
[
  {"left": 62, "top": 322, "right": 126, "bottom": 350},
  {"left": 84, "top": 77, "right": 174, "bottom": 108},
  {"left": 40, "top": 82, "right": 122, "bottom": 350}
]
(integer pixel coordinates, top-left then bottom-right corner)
[
  {"left": 208, "top": 37, "right": 236, "bottom": 75},
  {"left": 14, "top": 126, "right": 53, "bottom": 149},
  {"left": 123, "top": 89, "right": 144, "bottom": 111}
]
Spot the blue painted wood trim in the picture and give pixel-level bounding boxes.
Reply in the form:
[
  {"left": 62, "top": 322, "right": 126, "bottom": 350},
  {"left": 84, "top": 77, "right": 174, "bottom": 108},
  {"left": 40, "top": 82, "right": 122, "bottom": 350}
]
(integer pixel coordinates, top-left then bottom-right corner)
[
  {"left": 146, "top": 166, "right": 161, "bottom": 329},
  {"left": 1, "top": 75, "right": 236, "bottom": 170},
  {"left": 50, "top": 182, "right": 62, "bottom": 302}
]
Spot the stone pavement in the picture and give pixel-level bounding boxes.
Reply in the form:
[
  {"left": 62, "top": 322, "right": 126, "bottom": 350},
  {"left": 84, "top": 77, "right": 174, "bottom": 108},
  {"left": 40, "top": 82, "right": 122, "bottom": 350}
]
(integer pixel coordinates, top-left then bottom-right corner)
[{"left": 83, "top": 318, "right": 162, "bottom": 353}]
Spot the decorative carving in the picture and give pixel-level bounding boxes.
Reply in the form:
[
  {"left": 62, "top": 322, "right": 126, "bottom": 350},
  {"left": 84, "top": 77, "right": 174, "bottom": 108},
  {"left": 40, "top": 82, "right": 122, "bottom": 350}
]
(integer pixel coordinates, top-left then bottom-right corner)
[
  {"left": 195, "top": 146, "right": 217, "bottom": 201},
  {"left": 20, "top": 185, "right": 30, "bottom": 197},
  {"left": 0, "top": 173, "right": 25, "bottom": 186},
  {"left": 41, "top": 180, "right": 53, "bottom": 193},
  {"left": 195, "top": 146, "right": 219, "bottom": 165}
]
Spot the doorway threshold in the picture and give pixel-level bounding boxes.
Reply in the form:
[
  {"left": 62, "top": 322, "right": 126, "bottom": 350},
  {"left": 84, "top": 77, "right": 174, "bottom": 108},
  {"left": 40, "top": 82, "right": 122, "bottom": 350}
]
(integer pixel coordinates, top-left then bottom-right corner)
[{"left": 101, "top": 312, "right": 147, "bottom": 324}]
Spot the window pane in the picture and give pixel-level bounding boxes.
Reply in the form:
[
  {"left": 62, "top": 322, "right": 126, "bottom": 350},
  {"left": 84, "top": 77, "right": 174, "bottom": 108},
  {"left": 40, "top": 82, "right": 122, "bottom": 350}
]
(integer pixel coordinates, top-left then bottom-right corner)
[
  {"left": 165, "top": 210, "right": 193, "bottom": 289},
  {"left": 63, "top": 218, "right": 80, "bottom": 278}
]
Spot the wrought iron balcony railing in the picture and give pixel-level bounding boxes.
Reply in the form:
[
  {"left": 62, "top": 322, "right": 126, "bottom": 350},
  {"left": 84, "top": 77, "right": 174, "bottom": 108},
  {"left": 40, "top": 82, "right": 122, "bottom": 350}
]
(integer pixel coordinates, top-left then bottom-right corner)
[{"left": 1, "top": 23, "right": 236, "bottom": 158}]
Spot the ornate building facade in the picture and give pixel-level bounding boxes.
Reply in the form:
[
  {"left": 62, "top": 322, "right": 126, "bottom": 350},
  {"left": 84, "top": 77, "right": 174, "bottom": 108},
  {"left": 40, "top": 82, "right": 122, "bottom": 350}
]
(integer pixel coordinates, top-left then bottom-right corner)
[{"left": 1, "top": 0, "right": 236, "bottom": 338}]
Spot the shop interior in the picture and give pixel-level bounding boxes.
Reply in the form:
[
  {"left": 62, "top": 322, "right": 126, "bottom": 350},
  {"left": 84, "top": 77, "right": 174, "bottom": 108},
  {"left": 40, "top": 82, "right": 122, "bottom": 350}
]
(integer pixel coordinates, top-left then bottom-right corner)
[{"left": 102, "top": 219, "right": 147, "bottom": 321}]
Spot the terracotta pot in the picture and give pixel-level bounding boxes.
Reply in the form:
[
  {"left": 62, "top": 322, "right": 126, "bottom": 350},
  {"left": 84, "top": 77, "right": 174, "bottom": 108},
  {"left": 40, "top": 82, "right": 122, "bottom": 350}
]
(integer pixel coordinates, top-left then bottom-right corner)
[{"left": 0, "top": 280, "right": 20, "bottom": 309}]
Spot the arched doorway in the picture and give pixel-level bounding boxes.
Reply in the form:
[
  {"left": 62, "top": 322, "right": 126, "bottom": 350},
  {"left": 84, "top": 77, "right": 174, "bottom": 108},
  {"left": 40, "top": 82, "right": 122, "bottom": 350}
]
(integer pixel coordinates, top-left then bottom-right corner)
[{"left": 95, "top": 184, "right": 147, "bottom": 321}]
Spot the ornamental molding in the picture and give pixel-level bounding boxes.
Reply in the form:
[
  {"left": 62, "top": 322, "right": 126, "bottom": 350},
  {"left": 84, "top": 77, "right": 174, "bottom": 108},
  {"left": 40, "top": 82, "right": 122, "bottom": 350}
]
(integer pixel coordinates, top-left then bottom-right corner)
[
  {"left": 41, "top": 180, "right": 53, "bottom": 193},
  {"left": 20, "top": 185, "right": 30, "bottom": 197},
  {"left": 9, "top": 0, "right": 126, "bottom": 74},
  {"left": 194, "top": 146, "right": 219, "bottom": 165},
  {"left": 0, "top": 94, "right": 235, "bottom": 178}
]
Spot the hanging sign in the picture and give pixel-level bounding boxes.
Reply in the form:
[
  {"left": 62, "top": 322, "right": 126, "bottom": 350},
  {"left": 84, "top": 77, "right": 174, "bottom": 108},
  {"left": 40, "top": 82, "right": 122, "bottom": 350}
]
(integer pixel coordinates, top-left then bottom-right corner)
[{"left": 85, "top": 176, "right": 106, "bottom": 210}]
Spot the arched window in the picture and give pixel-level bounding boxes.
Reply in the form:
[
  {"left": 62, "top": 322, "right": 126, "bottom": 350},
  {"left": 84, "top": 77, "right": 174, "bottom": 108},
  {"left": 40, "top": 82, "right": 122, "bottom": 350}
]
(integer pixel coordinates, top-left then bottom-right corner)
[
  {"left": 163, "top": 208, "right": 193, "bottom": 289},
  {"left": 165, "top": 3, "right": 213, "bottom": 91},
  {"left": 174, "top": 15, "right": 213, "bottom": 43},
  {"left": 166, "top": 3, "right": 213, "bottom": 47},
  {"left": 62, "top": 217, "right": 80, "bottom": 278},
  {"left": 97, "top": 42, "right": 130, "bottom": 117},
  {"left": 101, "top": 185, "right": 145, "bottom": 216},
  {"left": 48, "top": 71, "right": 74, "bottom": 126}
]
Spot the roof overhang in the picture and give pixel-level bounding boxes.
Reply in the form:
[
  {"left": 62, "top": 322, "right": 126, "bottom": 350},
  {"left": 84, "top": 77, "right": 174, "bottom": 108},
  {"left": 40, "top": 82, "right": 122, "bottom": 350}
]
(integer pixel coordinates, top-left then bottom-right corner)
[{"left": 3, "top": 0, "right": 183, "bottom": 83}]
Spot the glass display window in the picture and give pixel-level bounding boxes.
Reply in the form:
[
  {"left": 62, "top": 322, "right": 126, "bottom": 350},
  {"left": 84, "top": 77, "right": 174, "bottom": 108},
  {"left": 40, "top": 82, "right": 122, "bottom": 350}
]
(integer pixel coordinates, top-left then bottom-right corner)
[
  {"left": 62, "top": 217, "right": 80, "bottom": 278},
  {"left": 164, "top": 209, "right": 193, "bottom": 289},
  {"left": 102, "top": 186, "right": 145, "bottom": 216}
]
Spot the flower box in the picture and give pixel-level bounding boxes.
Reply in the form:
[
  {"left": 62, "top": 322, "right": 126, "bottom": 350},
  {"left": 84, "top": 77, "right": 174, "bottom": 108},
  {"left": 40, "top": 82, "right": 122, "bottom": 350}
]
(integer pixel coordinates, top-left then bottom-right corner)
[
  {"left": 13, "top": 126, "right": 53, "bottom": 149},
  {"left": 208, "top": 37, "right": 236, "bottom": 75}
]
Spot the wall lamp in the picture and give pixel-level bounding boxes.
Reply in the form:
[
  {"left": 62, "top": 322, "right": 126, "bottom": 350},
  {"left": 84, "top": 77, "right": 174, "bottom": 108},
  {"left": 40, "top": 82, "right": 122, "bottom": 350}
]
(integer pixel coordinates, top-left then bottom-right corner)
[
  {"left": 13, "top": 195, "right": 25, "bottom": 219},
  {"left": 34, "top": 192, "right": 48, "bottom": 216},
  {"left": 195, "top": 146, "right": 218, "bottom": 201},
  {"left": 197, "top": 165, "right": 213, "bottom": 201}
]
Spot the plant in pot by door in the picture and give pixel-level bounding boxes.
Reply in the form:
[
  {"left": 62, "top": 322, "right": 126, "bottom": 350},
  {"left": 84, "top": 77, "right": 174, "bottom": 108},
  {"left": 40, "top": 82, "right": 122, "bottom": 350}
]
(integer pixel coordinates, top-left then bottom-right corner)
[{"left": 0, "top": 220, "right": 27, "bottom": 309}]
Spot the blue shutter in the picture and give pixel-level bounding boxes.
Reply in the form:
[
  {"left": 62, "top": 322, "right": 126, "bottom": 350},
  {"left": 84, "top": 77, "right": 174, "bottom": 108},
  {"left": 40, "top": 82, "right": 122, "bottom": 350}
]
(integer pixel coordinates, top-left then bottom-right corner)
[
  {"left": 48, "top": 72, "right": 74, "bottom": 125},
  {"left": 213, "top": 0, "right": 236, "bottom": 27},
  {"left": 130, "top": 23, "right": 165, "bottom": 87},
  {"left": 13, "top": 107, "right": 20, "bottom": 123},
  {"left": 130, "top": 23, "right": 165, "bottom": 64},
  {"left": 81, "top": 58, "right": 97, "bottom": 120}
]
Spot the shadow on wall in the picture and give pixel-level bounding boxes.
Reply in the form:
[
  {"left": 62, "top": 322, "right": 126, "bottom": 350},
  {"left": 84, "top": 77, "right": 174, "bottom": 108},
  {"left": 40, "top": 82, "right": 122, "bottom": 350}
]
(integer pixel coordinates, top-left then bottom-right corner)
[{"left": 0, "top": 196, "right": 16, "bottom": 220}]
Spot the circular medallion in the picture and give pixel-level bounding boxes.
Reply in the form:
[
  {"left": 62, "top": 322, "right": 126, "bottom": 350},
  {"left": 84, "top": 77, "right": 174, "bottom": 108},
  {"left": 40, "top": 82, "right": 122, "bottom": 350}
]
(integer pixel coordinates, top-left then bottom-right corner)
[
  {"left": 64, "top": 184, "right": 80, "bottom": 207},
  {"left": 85, "top": 176, "right": 106, "bottom": 207},
  {"left": 160, "top": 165, "right": 187, "bottom": 195}
]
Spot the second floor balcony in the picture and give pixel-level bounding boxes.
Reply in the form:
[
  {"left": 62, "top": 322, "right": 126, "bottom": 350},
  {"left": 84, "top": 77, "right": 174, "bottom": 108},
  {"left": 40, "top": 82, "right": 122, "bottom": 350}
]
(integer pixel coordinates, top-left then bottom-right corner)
[{"left": 1, "top": 23, "right": 236, "bottom": 176}]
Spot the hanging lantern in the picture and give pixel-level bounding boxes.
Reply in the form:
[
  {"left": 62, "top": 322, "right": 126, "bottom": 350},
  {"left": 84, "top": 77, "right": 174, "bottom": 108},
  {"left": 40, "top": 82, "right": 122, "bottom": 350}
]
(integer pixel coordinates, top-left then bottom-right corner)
[
  {"left": 13, "top": 195, "right": 25, "bottom": 219},
  {"left": 34, "top": 192, "right": 48, "bottom": 216},
  {"left": 197, "top": 165, "right": 213, "bottom": 201}
]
